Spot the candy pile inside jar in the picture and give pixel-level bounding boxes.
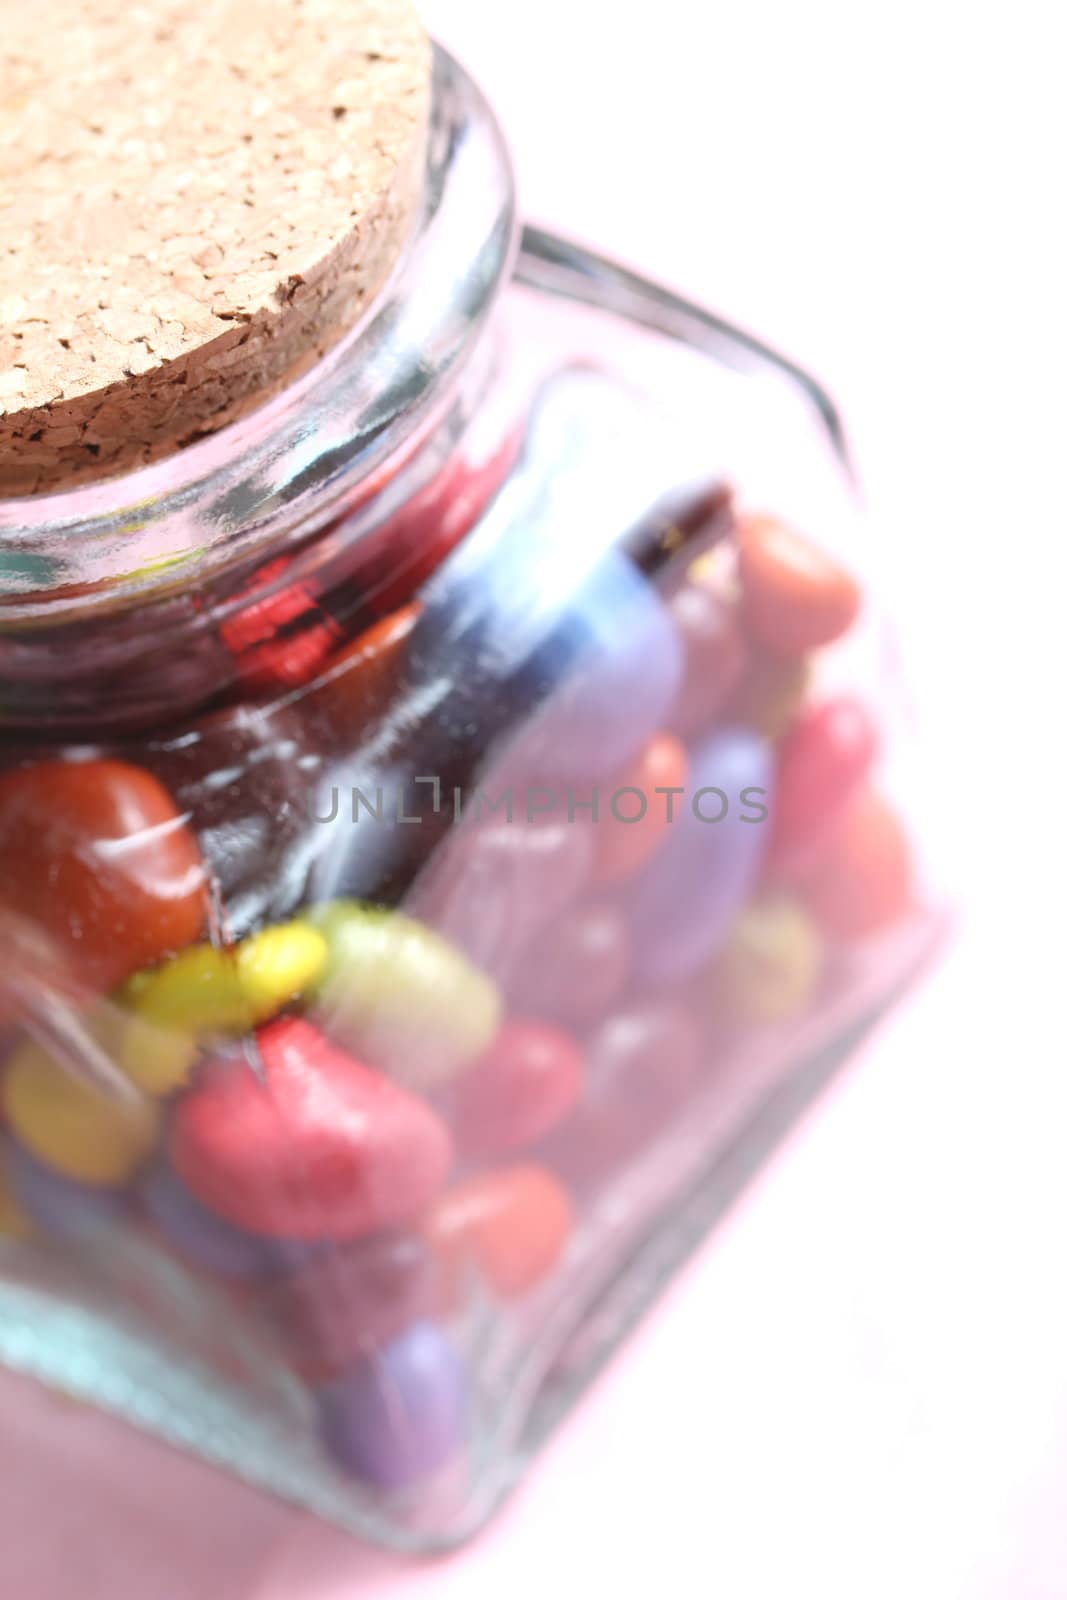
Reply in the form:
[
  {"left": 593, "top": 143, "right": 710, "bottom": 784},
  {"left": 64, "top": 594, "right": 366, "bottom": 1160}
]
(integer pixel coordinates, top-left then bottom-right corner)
[{"left": 0, "top": 456, "right": 918, "bottom": 1496}]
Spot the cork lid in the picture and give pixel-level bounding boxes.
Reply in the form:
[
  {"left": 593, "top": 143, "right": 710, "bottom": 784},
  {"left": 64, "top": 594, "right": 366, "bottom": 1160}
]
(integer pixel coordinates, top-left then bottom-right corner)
[{"left": 0, "top": 0, "right": 430, "bottom": 498}]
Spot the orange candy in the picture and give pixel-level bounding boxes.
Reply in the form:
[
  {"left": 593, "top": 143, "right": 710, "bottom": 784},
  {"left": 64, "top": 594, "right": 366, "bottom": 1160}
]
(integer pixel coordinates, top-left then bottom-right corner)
[
  {"left": 801, "top": 788, "right": 914, "bottom": 940},
  {"left": 426, "top": 1166, "right": 573, "bottom": 1304},
  {"left": 737, "top": 514, "right": 861, "bottom": 659},
  {"left": 0, "top": 760, "right": 208, "bottom": 997},
  {"left": 593, "top": 733, "right": 688, "bottom": 885}
]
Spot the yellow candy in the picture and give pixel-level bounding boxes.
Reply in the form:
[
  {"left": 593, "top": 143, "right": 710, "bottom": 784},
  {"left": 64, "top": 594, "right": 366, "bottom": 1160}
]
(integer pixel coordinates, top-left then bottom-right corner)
[
  {"left": 0, "top": 1169, "right": 32, "bottom": 1241},
  {"left": 117, "top": 1013, "right": 200, "bottom": 1096},
  {"left": 236, "top": 922, "right": 329, "bottom": 1022},
  {"left": 1, "top": 1038, "right": 160, "bottom": 1187},
  {"left": 311, "top": 902, "right": 502, "bottom": 1088},
  {"left": 717, "top": 895, "right": 824, "bottom": 1024},
  {"left": 123, "top": 921, "right": 328, "bottom": 1035}
]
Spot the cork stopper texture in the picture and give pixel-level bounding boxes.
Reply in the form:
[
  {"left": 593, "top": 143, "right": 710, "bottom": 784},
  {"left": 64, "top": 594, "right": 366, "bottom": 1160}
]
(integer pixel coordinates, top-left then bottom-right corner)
[{"left": 0, "top": 0, "right": 431, "bottom": 497}]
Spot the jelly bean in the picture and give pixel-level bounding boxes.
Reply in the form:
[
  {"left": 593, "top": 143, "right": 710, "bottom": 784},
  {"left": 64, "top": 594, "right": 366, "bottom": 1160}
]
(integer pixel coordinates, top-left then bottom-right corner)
[
  {"left": 451, "top": 1019, "right": 584, "bottom": 1158},
  {"left": 4, "top": 1138, "right": 128, "bottom": 1241},
  {"left": 140, "top": 1164, "right": 280, "bottom": 1280},
  {"left": 738, "top": 513, "right": 861, "bottom": 658},
  {"left": 316, "top": 1321, "right": 467, "bottom": 1490},
  {"left": 426, "top": 1166, "right": 573, "bottom": 1303},
  {"left": 668, "top": 571, "right": 748, "bottom": 738},
  {"left": 802, "top": 788, "right": 914, "bottom": 940},
  {"left": 410, "top": 812, "right": 593, "bottom": 987},
  {"left": 0, "top": 1162, "right": 32, "bottom": 1240},
  {"left": 124, "top": 921, "right": 328, "bottom": 1035},
  {"left": 768, "top": 697, "right": 879, "bottom": 874},
  {"left": 117, "top": 1013, "right": 200, "bottom": 1096},
  {"left": 511, "top": 902, "right": 631, "bottom": 1027},
  {"left": 1, "top": 1037, "right": 160, "bottom": 1187},
  {"left": 542, "top": 1001, "right": 703, "bottom": 1184},
  {"left": 145, "top": 704, "right": 322, "bottom": 940},
  {"left": 714, "top": 896, "right": 824, "bottom": 1023},
  {"left": 629, "top": 728, "right": 772, "bottom": 984},
  {"left": 593, "top": 733, "right": 689, "bottom": 886},
  {"left": 501, "top": 552, "right": 684, "bottom": 783},
  {"left": 310, "top": 903, "right": 500, "bottom": 1089},
  {"left": 306, "top": 603, "right": 419, "bottom": 754},
  {"left": 171, "top": 1018, "right": 453, "bottom": 1240},
  {"left": 730, "top": 651, "right": 811, "bottom": 742},
  {"left": 0, "top": 760, "right": 208, "bottom": 994},
  {"left": 260, "top": 1232, "right": 435, "bottom": 1380}
]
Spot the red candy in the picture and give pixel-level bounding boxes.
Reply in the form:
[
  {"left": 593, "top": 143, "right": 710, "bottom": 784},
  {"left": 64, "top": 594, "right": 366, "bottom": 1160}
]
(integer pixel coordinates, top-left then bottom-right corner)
[
  {"left": 259, "top": 1232, "right": 435, "bottom": 1380},
  {"left": 452, "top": 1019, "right": 584, "bottom": 1158},
  {"left": 738, "top": 513, "right": 862, "bottom": 658},
  {"left": 768, "top": 697, "right": 879, "bottom": 875},
  {"left": 307, "top": 602, "right": 419, "bottom": 753},
  {"left": 593, "top": 733, "right": 688, "bottom": 886},
  {"left": 171, "top": 1019, "right": 453, "bottom": 1240},
  {"left": 0, "top": 759, "right": 208, "bottom": 996},
  {"left": 426, "top": 1166, "right": 573, "bottom": 1303},
  {"left": 802, "top": 788, "right": 914, "bottom": 940}
]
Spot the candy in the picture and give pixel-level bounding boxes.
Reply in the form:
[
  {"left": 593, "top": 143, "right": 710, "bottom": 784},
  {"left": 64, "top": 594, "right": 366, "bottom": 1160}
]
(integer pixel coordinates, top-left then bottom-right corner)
[
  {"left": 451, "top": 1019, "right": 584, "bottom": 1158},
  {"left": 714, "top": 896, "right": 824, "bottom": 1023},
  {"left": 629, "top": 728, "right": 772, "bottom": 984},
  {"left": 140, "top": 1163, "right": 280, "bottom": 1280},
  {"left": 802, "top": 788, "right": 914, "bottom": 939},
  {"left": 117, "top": 1013, "right": 200, "bottom": 1097},
  {"left": 737, "top": 513, "right": 861, "bottom": 658},
  {"left": 316, "top": 1321, "right": 467, "bottom": 1490},
  {"left": 542, "top": 1001, "right": 702, "bottom": 1182},
  {"left": 4, "top": 1138, "right": 128, "bottom": 1240},
  {"left": 306, "top": 603, "right": 419, "bottom": 754},
  {"left": 426, "top": 1166, "right": 573, "bottom": 1303},
  {"left": 668, "top": 569, "right": 748, "bottom": 738},
  {"left": 1, "top": 1037, "right": 160, "bottom": 1187},
  {"left": 123, "top": 921, "right": 328, "bottom": 1036},
  {"left": 411, "top": 811, "right": 593, "bottom": 989},
  {"left": 171, "top": 1018, "right": 453, "bottom": 1240},
  {"left": 512, "top": 902, "right": 630, "bottom": 1027},
  {"left": 260, "top": 1232, "right": 435, "bottom": 1379},
  {"left": 0, "top": 760, "right": 208, "bottom": 994},
  {"left": 768, "top": 697, "right": 879, "bottom": 874},
  {"left": 310, "top": 903, "right": 501, "bottom": 1089},
  {"left": 730, "top": 651, "right": 811, "bottom": 742},
  {"left": 593, "top": 733, "right": 689, "bottom": 886}
]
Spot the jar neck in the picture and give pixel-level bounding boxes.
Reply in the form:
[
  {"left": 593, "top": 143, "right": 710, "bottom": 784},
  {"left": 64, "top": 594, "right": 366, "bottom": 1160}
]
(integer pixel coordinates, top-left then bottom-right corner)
[{"left": 0, "top": 47, "right": 517, "bottom": 737}]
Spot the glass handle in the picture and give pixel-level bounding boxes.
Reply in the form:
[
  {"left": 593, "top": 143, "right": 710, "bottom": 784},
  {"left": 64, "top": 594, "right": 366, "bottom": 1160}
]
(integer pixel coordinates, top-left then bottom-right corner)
[{"left": 516, "top": 225, "right": 855, "bottom": 481}]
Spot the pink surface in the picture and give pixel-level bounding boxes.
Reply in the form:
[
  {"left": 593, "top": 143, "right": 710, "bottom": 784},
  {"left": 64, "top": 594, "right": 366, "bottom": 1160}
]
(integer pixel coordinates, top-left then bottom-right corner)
[{"left": 3, "top": 2, "right": 1065, "bottom": 1594}]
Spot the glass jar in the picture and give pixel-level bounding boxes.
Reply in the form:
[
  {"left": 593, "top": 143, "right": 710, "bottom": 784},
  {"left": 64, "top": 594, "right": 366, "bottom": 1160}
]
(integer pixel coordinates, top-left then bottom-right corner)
[{"left": 0, "top": 46, "right": 943, "bottom": 1549}]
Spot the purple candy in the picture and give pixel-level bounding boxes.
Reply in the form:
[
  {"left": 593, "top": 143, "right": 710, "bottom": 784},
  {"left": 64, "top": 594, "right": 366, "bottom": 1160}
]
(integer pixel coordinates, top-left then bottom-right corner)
[
  {"left": 629, "top": 728, "right": 772, "bottom": 984},
  {"left": 316, "top": 1321, "right": 467, "bottom": 1491},
  {"left": 141, "top": 1164, "right": 280, "bottom": 1280},
  {"left": 3, "top": 1138, "right": 129, "bottom": 1241}
]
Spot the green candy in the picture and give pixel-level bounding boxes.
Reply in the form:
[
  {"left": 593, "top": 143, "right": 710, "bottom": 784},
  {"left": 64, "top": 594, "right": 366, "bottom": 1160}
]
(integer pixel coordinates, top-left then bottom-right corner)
[{"left": 310, "top": 903, "right": 501, "bottom": 1089}]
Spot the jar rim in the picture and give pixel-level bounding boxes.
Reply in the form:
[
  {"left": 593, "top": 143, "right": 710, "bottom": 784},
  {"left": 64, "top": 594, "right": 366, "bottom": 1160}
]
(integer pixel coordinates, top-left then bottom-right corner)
[{"left": 0, "top": 46, "right": 517, "bottom": 622}]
